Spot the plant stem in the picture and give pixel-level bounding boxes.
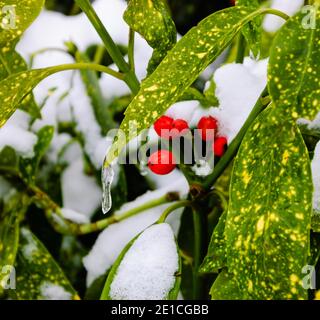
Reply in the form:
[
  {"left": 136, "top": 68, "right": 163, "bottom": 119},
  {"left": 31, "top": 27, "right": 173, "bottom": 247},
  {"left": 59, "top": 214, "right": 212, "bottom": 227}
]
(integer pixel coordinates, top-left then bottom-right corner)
[
  {"left": 79, "top": 193, "right": 179, "bottom": 234},
  {"left": 158, "top": 200, "right": 192, "bottom": 223},
  {"left": 235, "top": 33, "right": 246, "bottom": 64},
  {"left": 203, "top": 86, "right": 270, "bottom": 190},
  {"left": 93, "top": 45, "right": 105, "bottom": 65},
  {"left": 128, "top": 28, "right": 136, "bottom": 72},
  {"left": 258, "top": 8, "right": 290, "bottom": 21},
  {"left": 30, "top": 184, "right": 180, "bottom": 235},
  {"left": 192, "top": 207, "right": 207, "bottom": 299},
  {"left": 50, "top": 62, "right": 125, "bottom": 80},
  {"left": 75, "top": 0, "right": 140, "bottom": 94}
]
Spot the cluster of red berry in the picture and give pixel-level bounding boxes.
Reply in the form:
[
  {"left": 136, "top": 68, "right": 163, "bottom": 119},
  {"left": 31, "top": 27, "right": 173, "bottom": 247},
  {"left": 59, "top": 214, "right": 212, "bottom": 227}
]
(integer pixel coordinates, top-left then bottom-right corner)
[{"left": 147, "top": 115, "right": 228, "bottom": 175}]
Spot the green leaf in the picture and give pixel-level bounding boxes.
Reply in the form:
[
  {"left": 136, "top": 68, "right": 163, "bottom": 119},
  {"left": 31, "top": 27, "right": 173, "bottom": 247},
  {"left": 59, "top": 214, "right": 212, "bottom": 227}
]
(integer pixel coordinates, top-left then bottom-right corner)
[
  {"left": 268, "top": 8, "right": 320, "bottom": 120},
  {"left": 9, "top": 227, "right": 79, "bottom": 300},
  {"left": 0, "top": 66, "right": 66, "bottom": 127},
  {"left": 101, "top": 223, "right": 181, "bottom": 300},
  {"left": 0, "top": 50, "right": 41, "bottom": 119},
  {"left": 0, "top": 0, "right": 44, "bottom": 118},
  {"left": 105, "top": 6, "right": 264, "bottom": 166},
  {"left": 124, "top": 0, "right": 176, "bottom": 74},
  {"left": 204, "top": 78, "right": 219, "bottom": 107},
  {"left": 20, "top": 126, "right": 54, "bottom": 184},
  {"left": 225, "top": 107, "right": 313, "bottom": 299},
  {"left": 311, "top": 213, "right": 320, "bottom": 232},
  {"left": 200, "top": 212, "right": 227, "bottom": 273},
  {"left": 0, "top": 0, "right": 44, "bottom": 47},
  {"left": 236, "top": 0, "right": 261, "bottom": 58},
  {"left": 0, "top": 194, "right": 28, "bottom": 287},
  {"left": 0, "top": 146, "right": 19, "bottom": 174},
  {"left": 210, "top": 269, "right": 243, "bottom": 300}
]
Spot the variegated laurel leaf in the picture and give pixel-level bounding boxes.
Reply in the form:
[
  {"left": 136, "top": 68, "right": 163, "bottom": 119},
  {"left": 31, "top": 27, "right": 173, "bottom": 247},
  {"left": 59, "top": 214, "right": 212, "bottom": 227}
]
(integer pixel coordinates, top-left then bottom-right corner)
[
  {"left": 105, "top": 6, "right": 264, "bottom": 166},
  {"left": 225, "top": 107, "right": 313, "bottom": 299},
  {"left": 236, "top": 0, "right": 261, "bottom": 57},
  {"left": 124, "top": 0, "right": 176, "bottom": 74},
  {"left": 0, "top": 0, "right": 44, "bottom": 48},
  {"left": 200, "top": 212, "right": 227, "bottom": 273},
  {"left": 0, "top": 193, "right": 28, "bottom": 289},
  {"left": 0, "top": 0, "right": 44, "bottom": 118},
  {"left": 268, "top": 8, "right": 320, "bottom": 120},
  {"left": 9, "top": 228, "right": 79, "bottom": 300},
  {"left": 210, "top": 269, "right": 243, "bottom": 300}
]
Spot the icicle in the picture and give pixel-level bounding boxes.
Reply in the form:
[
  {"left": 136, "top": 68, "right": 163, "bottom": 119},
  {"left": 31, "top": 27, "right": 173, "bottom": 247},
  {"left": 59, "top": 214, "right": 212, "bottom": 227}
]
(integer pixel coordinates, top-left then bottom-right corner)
[{"left": 101, "top": 162, "right": 115, "bottom": 214}]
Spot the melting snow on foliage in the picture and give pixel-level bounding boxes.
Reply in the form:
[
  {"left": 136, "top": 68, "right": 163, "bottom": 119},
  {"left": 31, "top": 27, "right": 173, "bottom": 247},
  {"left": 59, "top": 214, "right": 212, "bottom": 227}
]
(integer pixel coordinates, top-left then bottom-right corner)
[
  {"left": 60, "top": 208, "right": 90, "bottom": 224},
  {"left": 312, "top": 142, "right": 320, "bottom": 213},
  {"left": 83, "top": 176, "right": 188, "bottom": 286},
  {"left": 0, "top": 110, "right": 37, "bottom": 158},
  {"left": 40, "top": 282, "right": 72, "bottom": 300},
  {"left": 109, "top": 223, "right": 179, "bottom": 300}
]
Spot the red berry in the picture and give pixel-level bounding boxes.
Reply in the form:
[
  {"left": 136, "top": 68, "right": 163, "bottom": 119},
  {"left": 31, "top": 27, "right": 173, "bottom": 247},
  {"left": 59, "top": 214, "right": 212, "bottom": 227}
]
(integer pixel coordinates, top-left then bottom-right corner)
[
  {"left": 154, "top": 115, "right": 174, "bottom": 139},
  {"left": 154, "top": 116, "right": 189, "bottom": 139},
  {"left": 171, "top": 119, "right": 189, "bottom": 138},
  {"left": 213, "top": 137, "right": 228, "bottom": 157},
  {"left": 148, "top": 150, "right": 176, "bottom": 175},
  {"left": 197, "top": 116, "right": 218, "bottom": 141}
]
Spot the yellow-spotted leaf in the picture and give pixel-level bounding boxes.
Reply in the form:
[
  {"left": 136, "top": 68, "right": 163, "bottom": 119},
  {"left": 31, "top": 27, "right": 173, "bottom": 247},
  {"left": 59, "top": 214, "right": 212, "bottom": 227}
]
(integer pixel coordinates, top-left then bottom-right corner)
[
  {"left": 124, "top": 0, "right": 176, "bottom": 74},
  {"left": 0, "top": 0, "right": 44, "bottom": 118},
  {"left": 200, "top": 212, "right": 227, "bottom": 273},
  {"left": 210, "top": 269, "right": 243, "bottom": 300},
  {"left": 0, "top": 194, "right": 28, "bottom": 289},
  {"left": 105, "top": 6, "right": 265, "bottom": 166},
  {"left": 0, "top": 63, "right": 95, "bottom": 127},
  {"left": 101, "top": 223, "right": 181, "bottom": 300},
  {"left": 268, "top": 8, "right": 320, "bottom": 120},
  {"left": 9, "top": 228, "right": 79, "bottom": 300},
  {"left": 225, "top": 107, "right": 313, "bottom": 299},
  {"left": 20, "top": 126, "right": 54, "bottom": 184},
  {"left": 236, "top": 0, "right": 261, "bottom": 57},
  {"left": 0, "top": 0, "right": 44, "bottom": 48},
  {"left": 0, "top": 50, "right": 41, "bottom": 118}
]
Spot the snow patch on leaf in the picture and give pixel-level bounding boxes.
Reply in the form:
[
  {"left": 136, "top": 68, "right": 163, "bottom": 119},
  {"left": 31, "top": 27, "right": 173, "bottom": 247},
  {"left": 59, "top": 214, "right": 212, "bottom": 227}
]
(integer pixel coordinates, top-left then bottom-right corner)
[
  {"left": 40, "top": 282, "right": 72, "bottom": 300},
  {"left": 83, "top": 176, "right": 188, "bottom": 286},
  {"left": 109, "top": 223, "right": 179, "bottom": 300}
]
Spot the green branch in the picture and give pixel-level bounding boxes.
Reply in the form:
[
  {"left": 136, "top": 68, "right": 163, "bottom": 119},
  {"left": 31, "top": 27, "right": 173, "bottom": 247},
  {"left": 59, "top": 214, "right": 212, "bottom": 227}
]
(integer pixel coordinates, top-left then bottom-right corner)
[
  {"left": 50, "top": 62, "right": 125, "bottom": 80},
  {"left": 30, "top": 184, "right": 180, "bottom": 235},
  {"left": 158, "top": 200, "right": 192, "bottom": 223},
  {"left": 75, "top": 0, "right": 140, "bottom": 94},
  {"left": 128, "top": 28, "right": 136, "bottom": 72}
]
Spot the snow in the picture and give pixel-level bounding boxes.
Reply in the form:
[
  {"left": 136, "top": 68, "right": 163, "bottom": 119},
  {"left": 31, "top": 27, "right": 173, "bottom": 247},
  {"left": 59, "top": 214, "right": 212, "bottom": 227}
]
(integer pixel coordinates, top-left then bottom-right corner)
[
  {"left": 109, "top": 223, "right": 179, "bottom": 300},
  {"left": 61, "top": 159, "right": 102, "bottom": 219},
  {"left": 191, "top": 160, "right": 213, "bottom": 177},
  {"left": 312, "top": 142, "right": 320, "bottom": 213},
  {"left": 298, "top": 112, "right": 320, "bottom": 131},
  {"left": 40, "top": 282, "right": 72, "bottom": 300},
  {"left": 83, "top": 176, "right": 188, "bottom": 286},
  {"left": 190, "top": 57, "right": 268, "bottom": 142},
  {"left": 165, "top": 101, "right": 199, "bottom": 123},
  {"left": 0, "top": 124, "right": 38, "bottom": 158},
  {"left": 61, "top": 208, "right": 90, "bottom": 224},
  {"left": 21, "top": 228, "right": 38, "bottom": 261},
  {"left": 263, "top": 0, "right": 304, "bottom": 33}
]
